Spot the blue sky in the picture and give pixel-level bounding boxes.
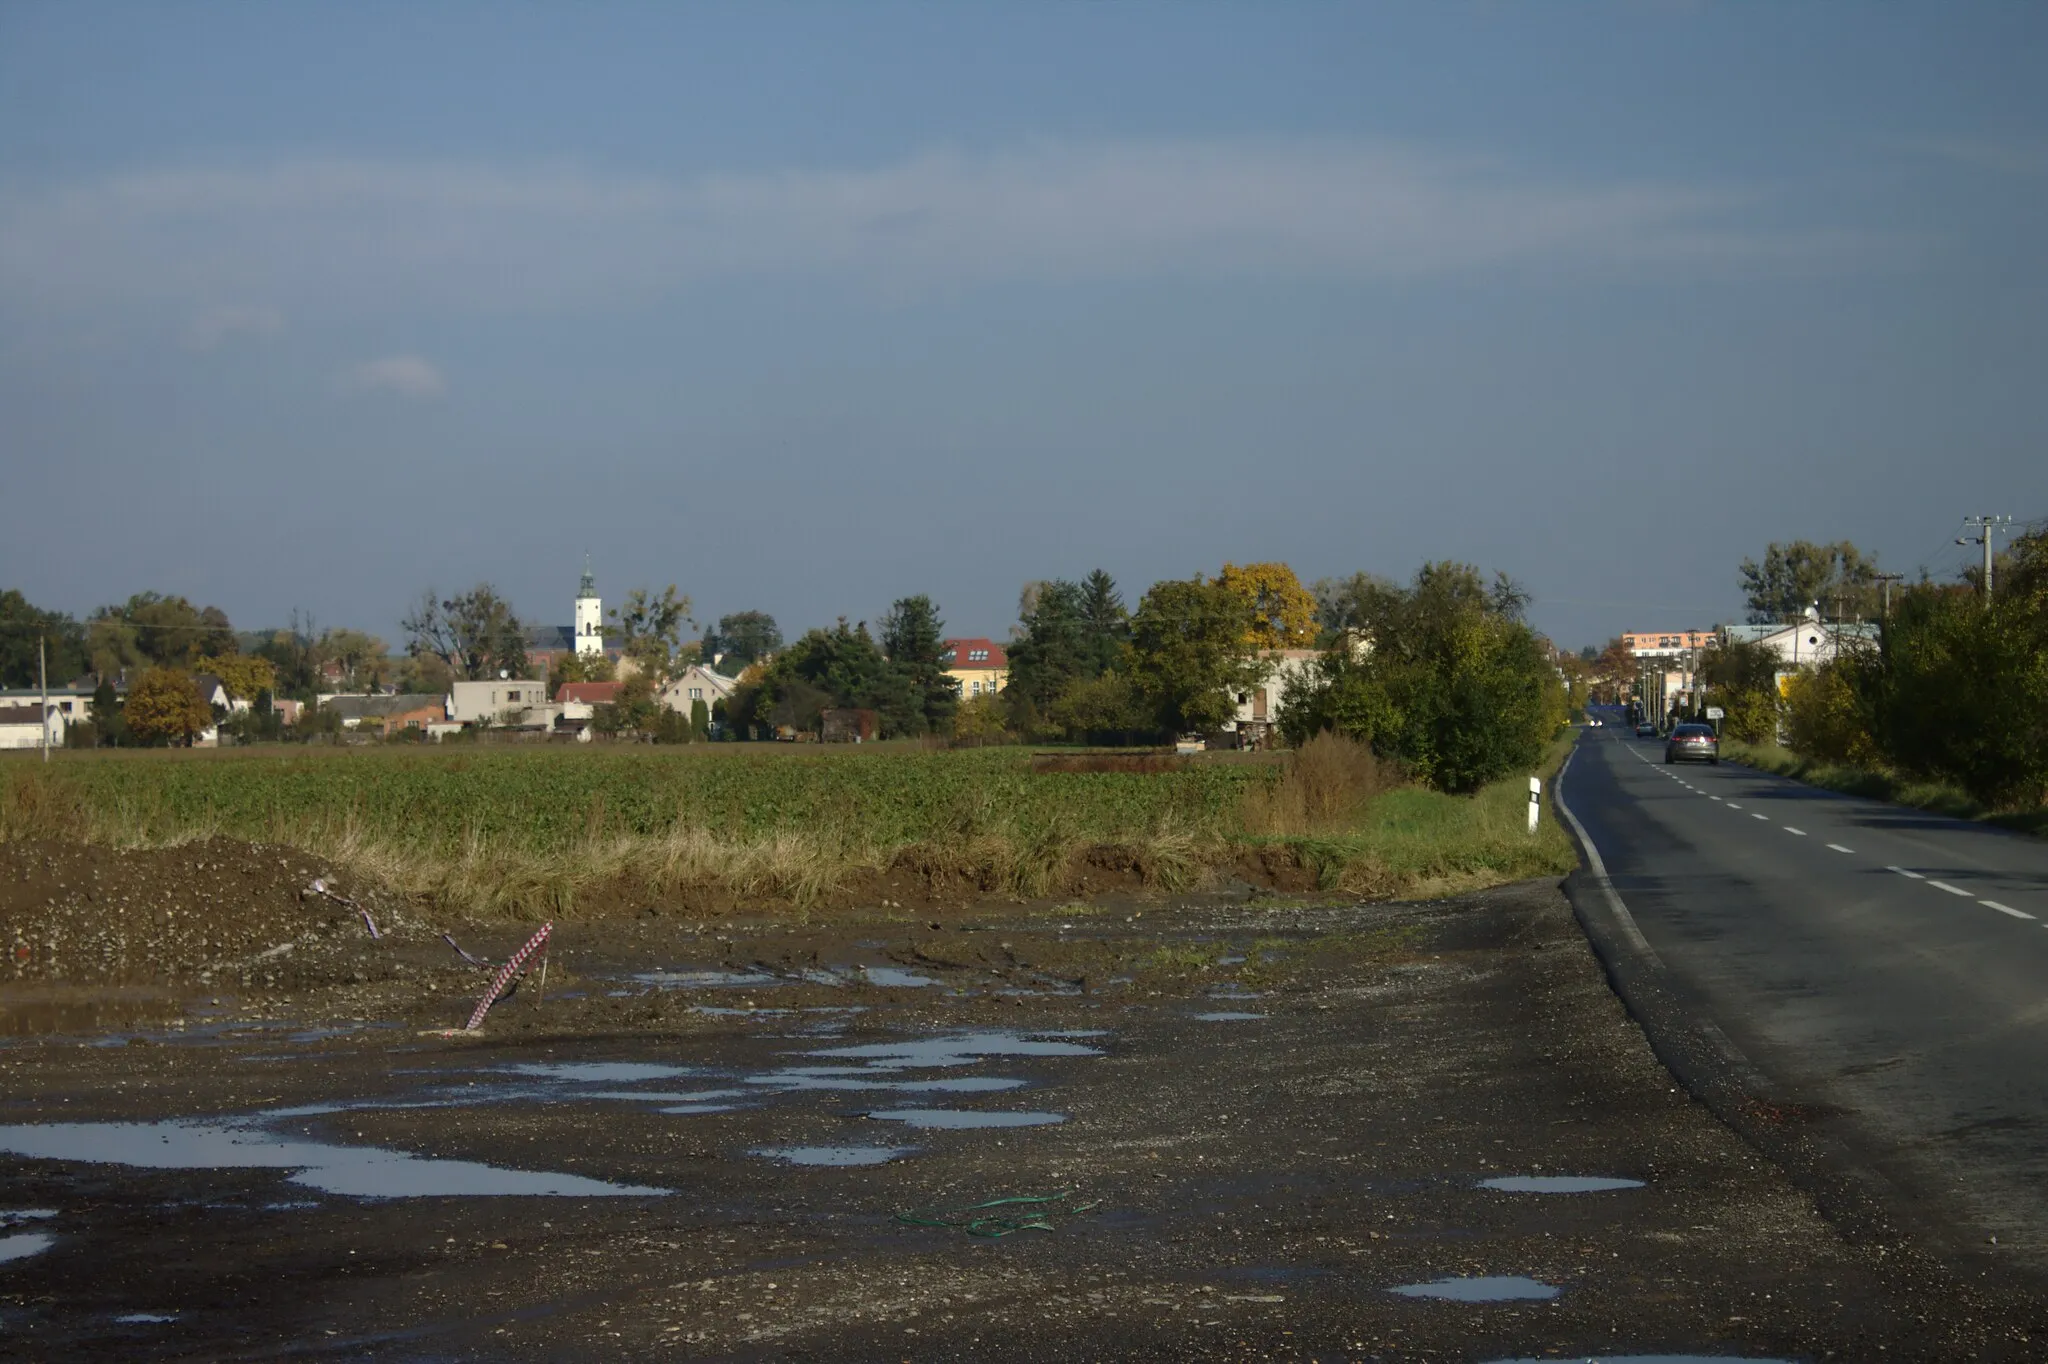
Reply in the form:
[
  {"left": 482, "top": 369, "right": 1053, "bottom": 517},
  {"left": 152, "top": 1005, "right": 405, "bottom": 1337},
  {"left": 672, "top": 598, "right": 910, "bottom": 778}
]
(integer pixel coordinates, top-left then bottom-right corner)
[{"left": 3, "top": 1, "right": 2044, "bottom": 650}]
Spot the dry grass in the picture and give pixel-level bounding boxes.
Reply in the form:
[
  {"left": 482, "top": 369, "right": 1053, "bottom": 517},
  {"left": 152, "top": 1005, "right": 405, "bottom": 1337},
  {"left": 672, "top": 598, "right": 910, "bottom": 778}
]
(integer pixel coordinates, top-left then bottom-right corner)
[{"left": 1240, "top": 731, "right": 1402, "bottom": 836}]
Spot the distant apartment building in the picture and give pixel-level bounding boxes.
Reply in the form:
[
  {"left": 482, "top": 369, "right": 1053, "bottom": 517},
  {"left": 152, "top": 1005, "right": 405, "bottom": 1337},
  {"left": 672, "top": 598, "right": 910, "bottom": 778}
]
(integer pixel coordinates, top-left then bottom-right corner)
[{"left": 1622, "top": 630, "right": 1717, "bottom": 659}]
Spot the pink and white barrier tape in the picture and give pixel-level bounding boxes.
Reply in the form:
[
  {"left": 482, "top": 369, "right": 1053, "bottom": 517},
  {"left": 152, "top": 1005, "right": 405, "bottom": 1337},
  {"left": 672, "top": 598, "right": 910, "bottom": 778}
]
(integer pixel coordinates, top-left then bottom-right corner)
[{"left": 465, "top": 922, "right": 552, "bottom": 1031}]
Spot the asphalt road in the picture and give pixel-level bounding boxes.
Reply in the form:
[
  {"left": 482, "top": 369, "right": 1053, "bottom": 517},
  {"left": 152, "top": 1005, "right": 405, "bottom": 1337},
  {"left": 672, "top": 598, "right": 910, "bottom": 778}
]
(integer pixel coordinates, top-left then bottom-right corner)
[{"left": 1556, "top": 709, "right": 2048, "bottom": 1274}]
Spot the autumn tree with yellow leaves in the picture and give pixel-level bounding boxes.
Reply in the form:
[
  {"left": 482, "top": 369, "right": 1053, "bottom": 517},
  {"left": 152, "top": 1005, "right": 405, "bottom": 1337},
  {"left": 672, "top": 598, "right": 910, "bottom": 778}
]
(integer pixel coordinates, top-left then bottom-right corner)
[
  {"left": 1216, "top": 562, "right": 1318, "bottom": 650},
  {"left": 124, "top": 667, "right": 215, "bottom": 747}
]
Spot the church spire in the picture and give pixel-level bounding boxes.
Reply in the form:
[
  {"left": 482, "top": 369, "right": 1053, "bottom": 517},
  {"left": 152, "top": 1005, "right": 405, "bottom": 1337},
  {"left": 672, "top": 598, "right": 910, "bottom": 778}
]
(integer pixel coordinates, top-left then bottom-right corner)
[{"left": 577, "top": 553, "right": 597, "bottom": 601}]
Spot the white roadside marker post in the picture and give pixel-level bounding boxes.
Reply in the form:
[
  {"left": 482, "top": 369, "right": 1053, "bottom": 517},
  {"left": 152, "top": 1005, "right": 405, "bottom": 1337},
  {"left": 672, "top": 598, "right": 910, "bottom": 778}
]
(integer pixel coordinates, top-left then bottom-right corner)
[{"left": 1528, "top": 776, "right": 1541, "bottom": 835}]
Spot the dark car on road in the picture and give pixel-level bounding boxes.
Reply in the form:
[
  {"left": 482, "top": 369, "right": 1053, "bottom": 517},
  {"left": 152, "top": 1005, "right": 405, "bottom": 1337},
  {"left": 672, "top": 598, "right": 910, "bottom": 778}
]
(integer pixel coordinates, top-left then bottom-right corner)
[
  {"left": 1666, "top": 723, "right": 1719, "bottom": 765},
  {"left": 1634, "top": 722, "right": 1657, "bottom": 738}
]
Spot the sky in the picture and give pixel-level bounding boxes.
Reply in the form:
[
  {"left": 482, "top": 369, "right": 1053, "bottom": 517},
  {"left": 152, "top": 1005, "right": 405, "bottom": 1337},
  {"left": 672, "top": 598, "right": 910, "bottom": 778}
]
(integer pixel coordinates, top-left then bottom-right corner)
[{"left": 3, "top": 2, "right": 2045, "bottom": 652}]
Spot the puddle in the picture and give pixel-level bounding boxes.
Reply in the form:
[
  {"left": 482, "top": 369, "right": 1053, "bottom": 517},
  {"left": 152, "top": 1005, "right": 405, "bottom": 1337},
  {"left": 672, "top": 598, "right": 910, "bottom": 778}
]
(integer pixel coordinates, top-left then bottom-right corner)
[
  {"left": 506, "top": 1062, "right": 702, "bottom": 1084},
  {"left": 692, "top": 1006, "right": 793, "bottom": 1018},
  {"left": 634, "top": 969, "right": 782, "bottom": 989},
  {"left": 0, "top": 1122, "right": 668, "bottom": 1198},
  {"left": 1206, "top": 984, "right": 1265, "bottom": 1001},
  {"left": 0, "top": 1209, "right": 56, "bottom": 1228},
  {"left": 810, "top": 1032, "right": 1105, "bottom": 1068},
  {"left": 1194, "top": 1011, "right": 1265, "bottom": 1022},
  {"left": 581, "top": 1088, "right": 747, "bottom": 1103},
  {"left": 1484, "top": 1358, "right": 1795, "bottom": 1364},
  {"left": 751, "top": 1146, "right": 914, "bottom": 1167},
  {"left": 0, "top": 1231, "right": 55, "bottom": 1263},
  {"left": 1390, "top": 1275, "right": 1560, "bottom": 1302},
  {"left": 658, "top": 1103, "right": 741, "bottom": 1115},
  {"left": 867, "top": 1109, "right": 1066, "bottom": 1130},
  {"left": 114, "top": 1313, "right": 176, "bottom": 1324},
  {"left": 862, "top": 967, "right": 939, "bottom": 988},
  {"left": 1480, "top": 1175, "right": 1645, "bottom": 1194},
  {"left": 746, "top": 1071, "right": 1025, "bottom": 1094}
]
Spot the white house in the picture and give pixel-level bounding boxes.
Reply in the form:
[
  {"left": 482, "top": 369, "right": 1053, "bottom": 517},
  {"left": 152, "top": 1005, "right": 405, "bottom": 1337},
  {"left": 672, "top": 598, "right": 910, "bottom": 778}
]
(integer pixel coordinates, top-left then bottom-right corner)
[
  {"left": 660, "top": 664, "right": 737, "bottom": 718},
  {"left": 0, "top": 687, "right": 97, "bottom": 727},
  {"left": 0, "top": 703, "right": 65, "bottom": 750},
  {"left": 447, "top": 679, "right": 560, "bottom": 729},
  {"left": 1227, "top": 649, "right": 1323, "bottom": 739},
  {"left": 1720, "top": 617, "right": 1879, "bottom": 669}
]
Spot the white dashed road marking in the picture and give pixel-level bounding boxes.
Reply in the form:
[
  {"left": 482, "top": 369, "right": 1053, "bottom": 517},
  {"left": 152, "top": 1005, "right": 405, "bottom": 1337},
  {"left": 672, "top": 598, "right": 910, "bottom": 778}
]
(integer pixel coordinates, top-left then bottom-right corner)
[
  {"left": 1726, "top": 802, "right": 1742, "bottom": 809},
  {"left": 1888, "top": 866, "right": 1925, "bottom": 880},
  {"left": 1751, "top": 813, "right": 1769, "bottom": 821},
  {"left": 1982, "top": 901, "right": 2036, "bottom": 921},
  {"left": 1710, "top": 796, "right": 1723, "bottom": 802},
  {"left": 1784, "top": 827, "right": 1806, "bottom": 836},
  {"left": 1928, "top": 880, "right": 1974, "bottom": 898},
  {"left": 1827, "top": 843, "right": 1854, "bottom": 854}
]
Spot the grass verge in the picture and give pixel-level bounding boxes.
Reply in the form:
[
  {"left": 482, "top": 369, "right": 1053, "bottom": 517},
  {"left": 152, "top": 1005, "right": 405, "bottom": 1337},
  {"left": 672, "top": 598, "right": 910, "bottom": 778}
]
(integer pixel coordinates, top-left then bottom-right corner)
[{"left": 1721, "top": 740, "right": 2048, "bottom": 838}]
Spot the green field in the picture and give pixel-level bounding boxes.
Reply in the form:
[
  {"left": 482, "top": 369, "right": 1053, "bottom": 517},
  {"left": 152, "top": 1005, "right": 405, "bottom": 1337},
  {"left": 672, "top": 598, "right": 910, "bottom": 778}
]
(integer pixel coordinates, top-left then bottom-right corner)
[{"left": 1, "top": 739, "right": 1578, "bottom": 916}]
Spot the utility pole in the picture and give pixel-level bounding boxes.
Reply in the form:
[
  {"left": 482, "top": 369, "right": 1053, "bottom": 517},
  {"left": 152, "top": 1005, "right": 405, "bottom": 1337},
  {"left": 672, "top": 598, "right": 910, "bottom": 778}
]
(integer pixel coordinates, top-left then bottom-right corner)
[
  {"left": 38, "top": 634, "right": 49, "bottom": 764},
  {"left": 1874, "top": 572, "right": 1905, "bottom": 619},
  {"left": 1958, "top": 515, "right": 2012, "bottom": 602}
]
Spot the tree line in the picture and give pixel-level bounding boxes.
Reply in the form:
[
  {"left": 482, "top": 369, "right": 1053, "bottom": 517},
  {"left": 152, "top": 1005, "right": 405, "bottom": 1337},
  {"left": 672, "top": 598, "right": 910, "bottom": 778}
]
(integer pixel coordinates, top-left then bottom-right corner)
[
  {"left": 1653, "top": 532, "right": 2048, "bottom": 809},
  {"left": 4, "top": 559, "right": 1571, "bottom": 793}
]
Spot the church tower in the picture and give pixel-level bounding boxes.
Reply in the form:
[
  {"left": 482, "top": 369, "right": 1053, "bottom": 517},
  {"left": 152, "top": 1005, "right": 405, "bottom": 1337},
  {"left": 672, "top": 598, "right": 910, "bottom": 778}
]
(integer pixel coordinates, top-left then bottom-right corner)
[{"left": 575, "top": 556, "right": 603, "bottom": 657}]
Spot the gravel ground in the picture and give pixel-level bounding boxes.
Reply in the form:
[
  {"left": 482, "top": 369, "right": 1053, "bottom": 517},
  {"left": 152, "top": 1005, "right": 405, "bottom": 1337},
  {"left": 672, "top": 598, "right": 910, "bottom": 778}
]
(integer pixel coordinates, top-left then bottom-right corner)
[{"left": 0, "top": 842, "right": 2040, "bottom": 1361}]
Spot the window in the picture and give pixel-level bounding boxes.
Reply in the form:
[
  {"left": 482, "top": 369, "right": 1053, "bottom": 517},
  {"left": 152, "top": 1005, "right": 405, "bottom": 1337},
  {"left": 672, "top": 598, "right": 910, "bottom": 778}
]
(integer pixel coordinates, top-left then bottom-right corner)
[
  {"left": 689, "top": 687, "right": 702, "bottom": 699},
  {"left": 968, "top": 648, "right": 989, "bottom": 662},
  {"left": 971, "top": 681, "right": 982, "bottom": 696}
]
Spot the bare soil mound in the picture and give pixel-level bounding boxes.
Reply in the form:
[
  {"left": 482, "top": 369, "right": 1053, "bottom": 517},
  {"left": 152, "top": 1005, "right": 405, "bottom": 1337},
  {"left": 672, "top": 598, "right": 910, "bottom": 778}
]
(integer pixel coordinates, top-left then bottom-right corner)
[{"left": 1, "top": 838, "right": 402, "bottom": 985}]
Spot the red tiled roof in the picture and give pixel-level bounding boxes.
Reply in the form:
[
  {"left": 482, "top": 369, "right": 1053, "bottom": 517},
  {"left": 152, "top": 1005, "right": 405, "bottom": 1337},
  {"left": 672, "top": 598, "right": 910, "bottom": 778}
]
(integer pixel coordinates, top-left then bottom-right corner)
[
  {"left": 555, "top": 681, "right": 623, "bottom": 704},
  {"left": 943, "top": 637, "right": 1008, "bottom": 669}
]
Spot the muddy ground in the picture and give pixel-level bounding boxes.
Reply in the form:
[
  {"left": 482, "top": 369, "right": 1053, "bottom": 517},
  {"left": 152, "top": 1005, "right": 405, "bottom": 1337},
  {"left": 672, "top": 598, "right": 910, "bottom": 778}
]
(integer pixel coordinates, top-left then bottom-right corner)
[{"left": 1, "top": 841, "right": 2043, "bottom": 1361}]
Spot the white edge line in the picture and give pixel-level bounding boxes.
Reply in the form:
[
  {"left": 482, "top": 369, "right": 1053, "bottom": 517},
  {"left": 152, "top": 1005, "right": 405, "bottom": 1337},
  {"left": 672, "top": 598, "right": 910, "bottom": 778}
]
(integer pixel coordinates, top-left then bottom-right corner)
[
  {"left": 1554, "top": 746, "right": 1666, "bottom": 970},
  {"left": 1981, "top": 900, "right": 2035, "bottom": 921},
  {"left": 1927, "top": 880, "right": 1974, "bottom": 898}
]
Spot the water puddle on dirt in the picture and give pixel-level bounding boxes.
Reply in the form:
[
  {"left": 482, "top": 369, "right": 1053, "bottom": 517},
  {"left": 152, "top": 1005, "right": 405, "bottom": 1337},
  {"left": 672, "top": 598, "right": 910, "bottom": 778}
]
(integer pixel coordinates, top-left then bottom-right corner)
[
  {"left": 635, "top": 969, "right": 781, "bottom": 989},
  {"left": 1484, "top": 1358, "right": 1794, "bottom": 1363},
  {"left": 0, "top": 1231, "right": 55, "bottom": 1263},
  {"left": 810, "top": 1031, "right": 1105, "bottom": 1067},
  {"left": 507, "top": 1061, "right": 702, "bottom": 1084},
  {"left": 1480, "top": 1175, "right": 1645, "bottom": 1194},
  {"left": 114, "top": 1313, "right": 176, "bottom": 1324},
  {"left": 862, "top": 967, "right": 939, "bottom": 988},
  {"left": 1390, "top": 1275, "right": 1560, "bottom": 1302},
  {"left": 0, "top": 1122, "right": 668, "bottom": 1198},
  {"left": 868, "top": 1109, "right": 1066, "bottom": 1130},
  {"left": 1194, "top": 1011, "right": 1266, "bottom": 1022},
  {"left": 747, "top": 1072, "right": 1024, "bottom": 1094},
  {"left": 752, "top": 1145, "right": 915, "bottom": 1167}
]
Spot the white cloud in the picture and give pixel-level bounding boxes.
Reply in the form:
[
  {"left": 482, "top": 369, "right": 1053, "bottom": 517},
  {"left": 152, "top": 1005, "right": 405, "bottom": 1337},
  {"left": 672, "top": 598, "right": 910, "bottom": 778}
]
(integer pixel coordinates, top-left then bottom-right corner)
[
  {"left": 0, "top": 140, "right": 1863, "bottom": 318},
  {"left": 184, "top": 303, "right": 284, "bottom": 350},
  {"left": 341, "top": 354, "right": 445, "bottom": 398}
]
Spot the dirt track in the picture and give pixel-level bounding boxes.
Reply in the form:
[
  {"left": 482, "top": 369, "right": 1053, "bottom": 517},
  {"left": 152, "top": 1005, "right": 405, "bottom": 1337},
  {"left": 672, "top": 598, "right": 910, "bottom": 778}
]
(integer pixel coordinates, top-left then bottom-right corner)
[{"left": 1, "top": 841, "right": 2041, "bottom": 1360}]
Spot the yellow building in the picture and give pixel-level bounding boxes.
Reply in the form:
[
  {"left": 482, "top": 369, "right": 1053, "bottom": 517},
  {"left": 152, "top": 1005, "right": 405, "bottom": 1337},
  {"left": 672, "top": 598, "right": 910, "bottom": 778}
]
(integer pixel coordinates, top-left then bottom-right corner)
[{"left": 942, "top": 637, "right": 1009, "bottom": 700}]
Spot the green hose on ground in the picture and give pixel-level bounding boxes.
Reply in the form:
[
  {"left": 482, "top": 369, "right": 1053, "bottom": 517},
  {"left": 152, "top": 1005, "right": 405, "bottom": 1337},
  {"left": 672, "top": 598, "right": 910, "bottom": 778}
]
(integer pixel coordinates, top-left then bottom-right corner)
[{"left": 894, "top": 1190, "right": 1101, "bottom": 1238}]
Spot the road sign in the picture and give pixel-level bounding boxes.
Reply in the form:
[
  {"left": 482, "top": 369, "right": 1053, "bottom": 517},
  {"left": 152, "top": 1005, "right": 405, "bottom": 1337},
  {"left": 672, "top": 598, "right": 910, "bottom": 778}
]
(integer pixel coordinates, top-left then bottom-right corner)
[{"left": 1705, "top": 706, "right": 1725, "bottom": 720}]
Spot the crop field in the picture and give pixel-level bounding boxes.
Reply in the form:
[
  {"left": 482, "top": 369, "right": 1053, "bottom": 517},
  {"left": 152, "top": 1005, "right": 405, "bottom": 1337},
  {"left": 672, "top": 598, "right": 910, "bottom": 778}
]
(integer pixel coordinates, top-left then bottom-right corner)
[{"left": 1, "top": 738, "right": 1576, "bottom": 916}]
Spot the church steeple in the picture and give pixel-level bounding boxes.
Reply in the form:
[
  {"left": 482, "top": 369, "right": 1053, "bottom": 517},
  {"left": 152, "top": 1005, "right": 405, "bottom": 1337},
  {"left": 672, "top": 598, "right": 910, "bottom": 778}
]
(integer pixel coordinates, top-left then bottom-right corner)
[{"left": 574, "top": 555, "right": 603, "bottom": 656}]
